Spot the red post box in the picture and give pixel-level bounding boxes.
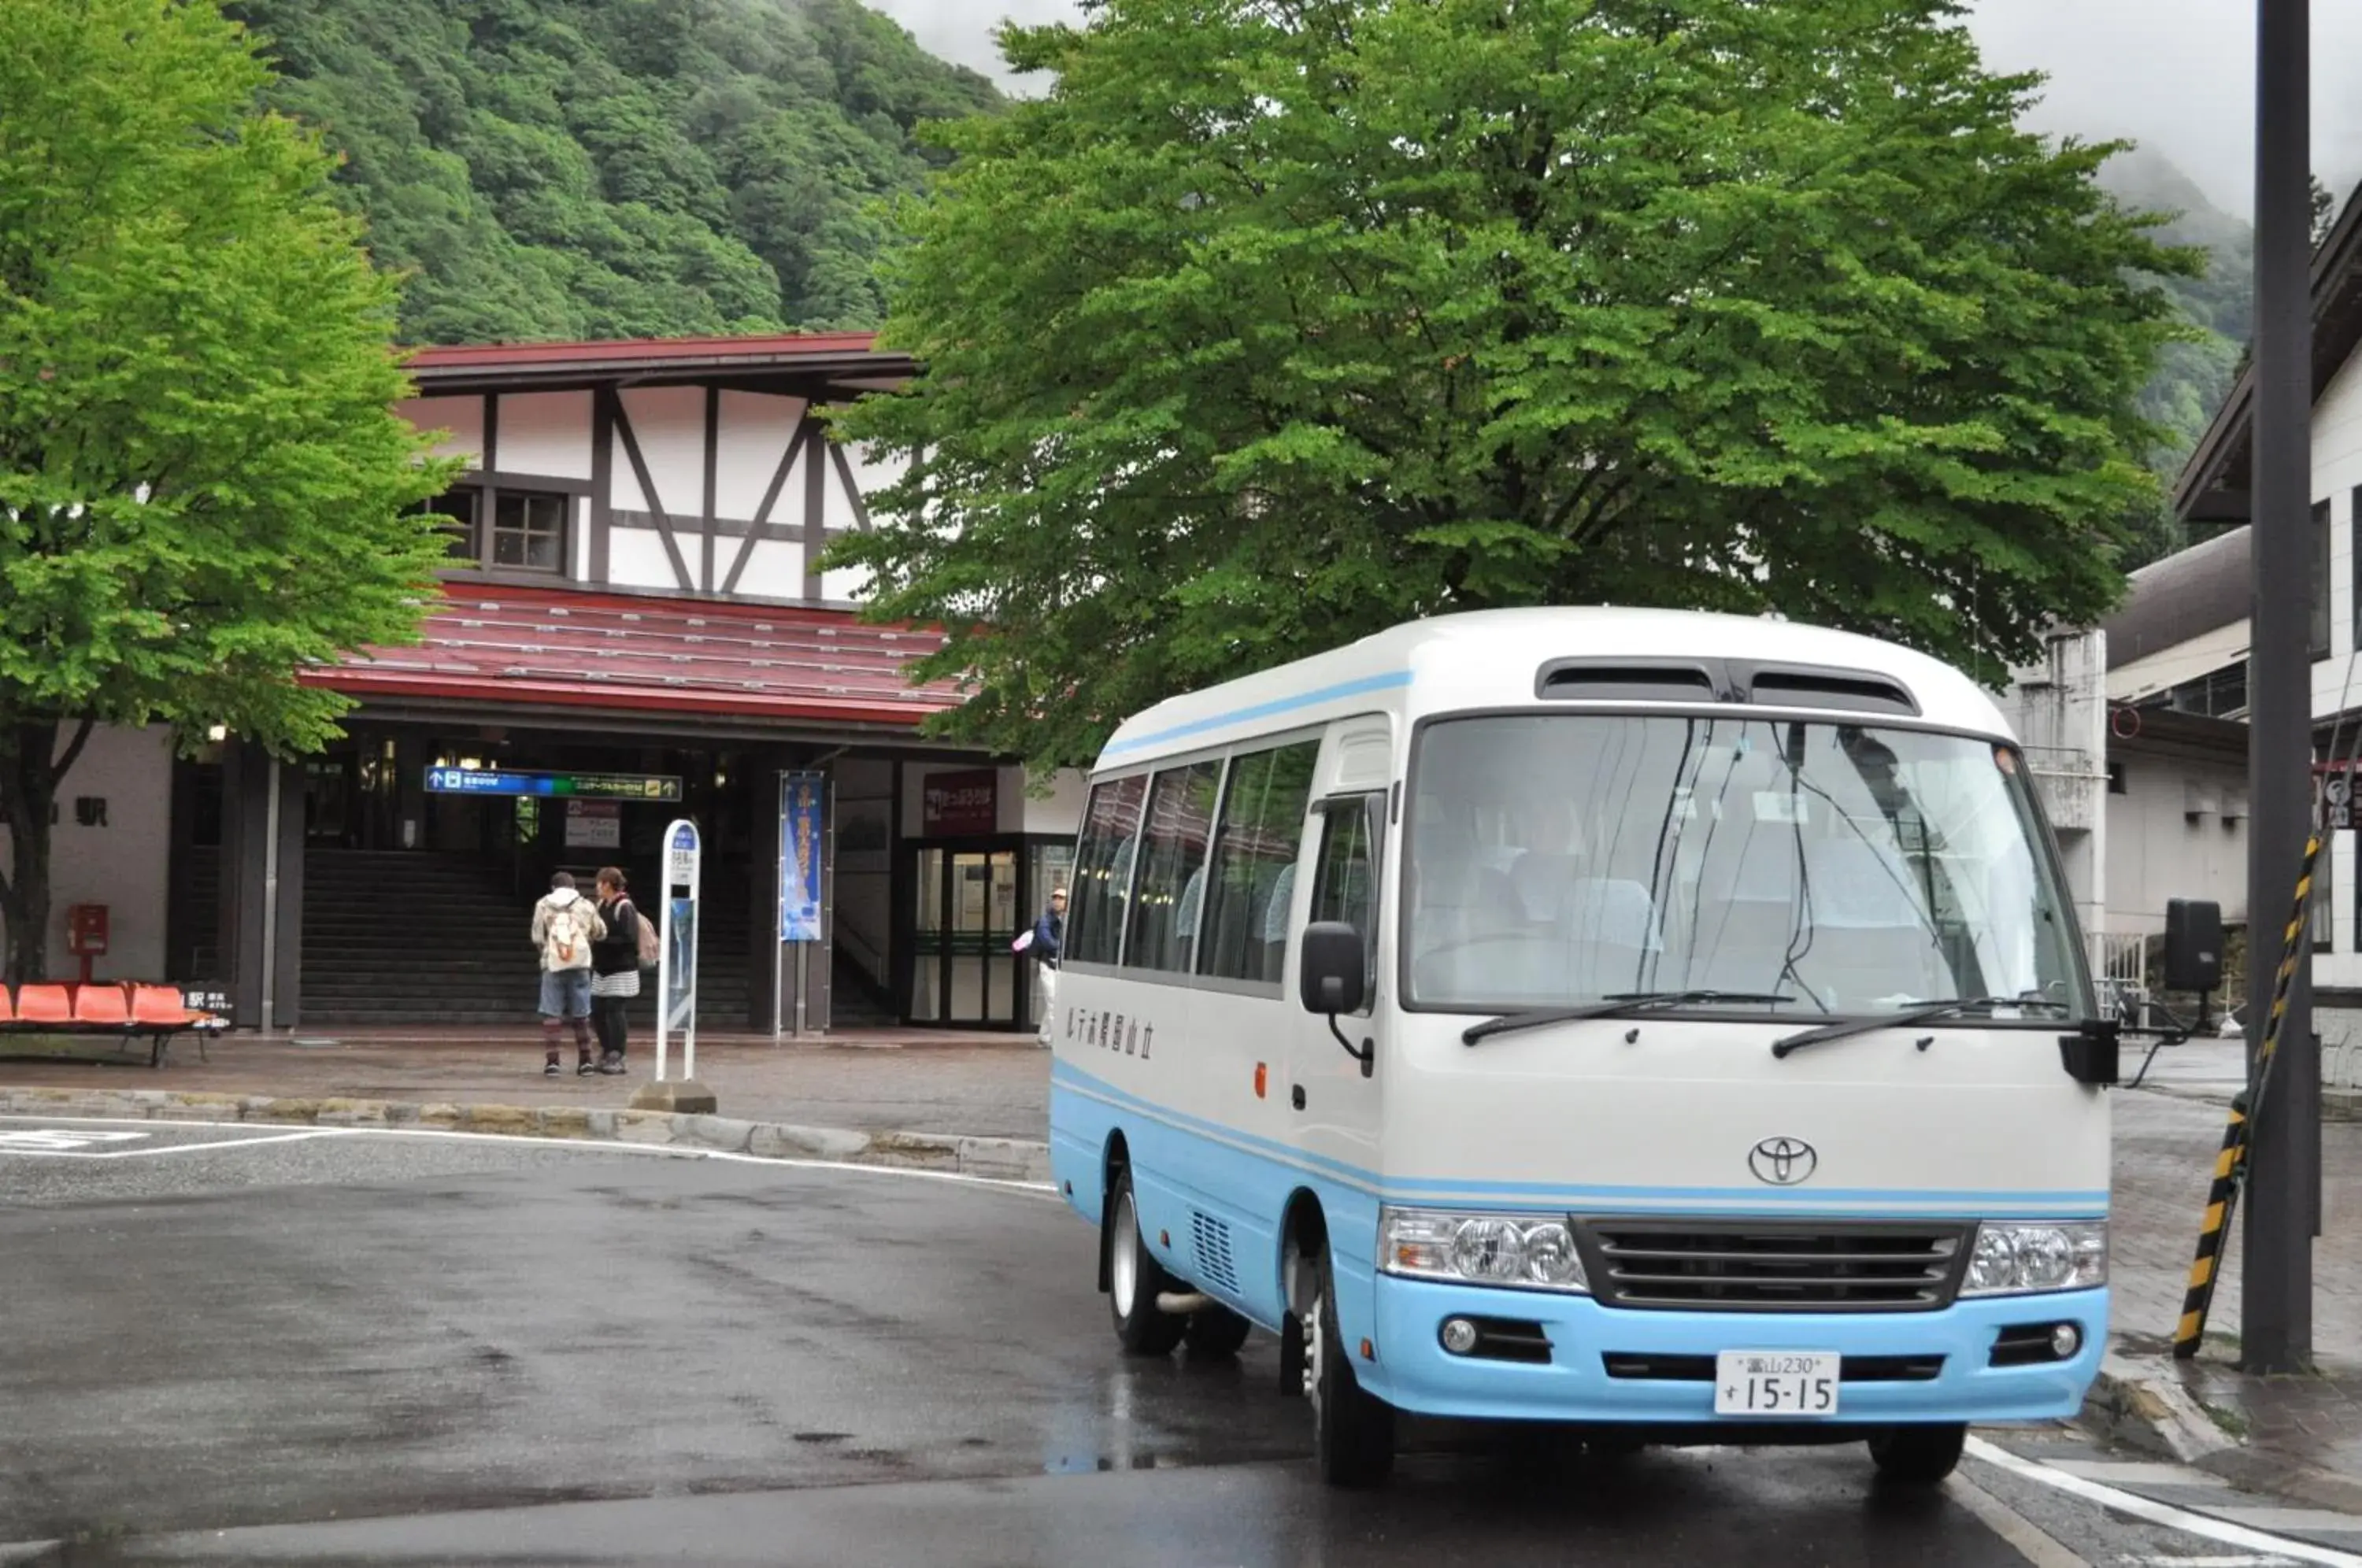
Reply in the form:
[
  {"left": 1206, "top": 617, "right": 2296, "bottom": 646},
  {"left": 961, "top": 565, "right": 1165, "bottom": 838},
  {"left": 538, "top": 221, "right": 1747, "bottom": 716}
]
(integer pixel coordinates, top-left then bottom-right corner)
[{"left": 66, "top": 903, "right": 108, "bottom": 986}]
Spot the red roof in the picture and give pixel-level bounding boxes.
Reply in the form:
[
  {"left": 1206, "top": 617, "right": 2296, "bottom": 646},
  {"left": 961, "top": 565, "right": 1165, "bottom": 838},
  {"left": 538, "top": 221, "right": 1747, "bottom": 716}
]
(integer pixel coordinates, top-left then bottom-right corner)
[
  {"left": 400, "top": 332, "right": 913, "bottom": 391},
  {"left": 307, "top": 583, "right": 964, "bottom": 729},
  {"left": 405, "top": 332, "right": 881, "bottom": 370}
]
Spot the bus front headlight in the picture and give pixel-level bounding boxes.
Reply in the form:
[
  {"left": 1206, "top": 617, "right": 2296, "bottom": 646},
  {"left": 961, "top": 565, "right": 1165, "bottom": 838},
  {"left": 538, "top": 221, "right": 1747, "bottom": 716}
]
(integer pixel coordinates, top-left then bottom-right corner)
[
  {"left": 1960, "top": 1222, "right": 2108, "bottom": 1296},
  {"left": 1379, "top": 1207, "right": 1592, "bottom": 1294}
]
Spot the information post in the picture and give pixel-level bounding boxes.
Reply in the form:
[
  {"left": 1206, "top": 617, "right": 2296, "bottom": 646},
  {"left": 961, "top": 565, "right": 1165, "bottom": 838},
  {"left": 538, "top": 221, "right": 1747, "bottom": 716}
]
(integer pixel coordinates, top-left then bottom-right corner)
[{"left": 656, "top": 818, "right": 701, "bottom": 1084}]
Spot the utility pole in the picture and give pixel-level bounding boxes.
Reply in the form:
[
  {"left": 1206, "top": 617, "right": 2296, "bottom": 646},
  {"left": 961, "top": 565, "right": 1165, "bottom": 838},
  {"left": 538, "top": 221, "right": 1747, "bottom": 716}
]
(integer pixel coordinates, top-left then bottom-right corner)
[{"left": 2242, "top": 0, "right": 2317, "bottom": 1375}]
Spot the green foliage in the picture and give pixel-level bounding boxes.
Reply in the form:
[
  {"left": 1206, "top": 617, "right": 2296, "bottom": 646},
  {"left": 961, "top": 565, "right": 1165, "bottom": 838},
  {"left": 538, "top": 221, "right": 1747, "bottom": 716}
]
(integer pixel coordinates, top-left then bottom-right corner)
[
  {"left": 226, "top": 0, "right": 1001, "bottom": 342},
  {"left": 835, "top": 0, "right": 2194, "bottom": 772},
  {"left": 0, "top": 0, "right": 452, "bottom": 978}
]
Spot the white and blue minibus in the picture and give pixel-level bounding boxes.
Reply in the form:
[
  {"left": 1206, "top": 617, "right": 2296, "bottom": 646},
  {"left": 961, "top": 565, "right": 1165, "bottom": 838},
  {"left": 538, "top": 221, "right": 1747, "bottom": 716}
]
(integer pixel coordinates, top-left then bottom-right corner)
[{"left": 1048, "top": 608, "right": 2112, "bottom": 1488}]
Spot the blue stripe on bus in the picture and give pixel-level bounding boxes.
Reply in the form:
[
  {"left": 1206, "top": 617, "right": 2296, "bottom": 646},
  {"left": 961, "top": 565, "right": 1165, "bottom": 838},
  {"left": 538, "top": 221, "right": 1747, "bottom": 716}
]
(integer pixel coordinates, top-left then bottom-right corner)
[
  {"left": 1050, "top": 1058, "right": 2108, "bottom": 1214},
  {"left": 1098, "top": 670, "right": 1415, "bottom": 758}
]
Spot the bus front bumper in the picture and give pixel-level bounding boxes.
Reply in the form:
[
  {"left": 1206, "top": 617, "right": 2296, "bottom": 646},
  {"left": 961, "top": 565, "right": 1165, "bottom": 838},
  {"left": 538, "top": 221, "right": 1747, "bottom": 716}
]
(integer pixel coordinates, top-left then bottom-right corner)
[{"left": 1359, "top": 1276, "right": 2107, "bottom": 1426}]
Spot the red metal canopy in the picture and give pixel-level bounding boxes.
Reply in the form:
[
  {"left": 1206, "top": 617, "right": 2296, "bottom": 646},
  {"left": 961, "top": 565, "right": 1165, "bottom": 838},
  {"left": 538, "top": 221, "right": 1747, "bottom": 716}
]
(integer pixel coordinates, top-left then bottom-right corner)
[{"left": 307, "top": 584, "right": 963, "bottom": 730}]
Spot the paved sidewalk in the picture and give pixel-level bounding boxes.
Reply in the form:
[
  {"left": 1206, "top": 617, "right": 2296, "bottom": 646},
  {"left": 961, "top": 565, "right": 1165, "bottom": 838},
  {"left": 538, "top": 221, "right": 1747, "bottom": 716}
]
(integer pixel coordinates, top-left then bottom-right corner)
[
  {"left": 2099, "top": 1042, "right": 2362, "bottom": 1517},
  {"left": 0, "top": 1028, "right": 1053, "bottom": 1143}
]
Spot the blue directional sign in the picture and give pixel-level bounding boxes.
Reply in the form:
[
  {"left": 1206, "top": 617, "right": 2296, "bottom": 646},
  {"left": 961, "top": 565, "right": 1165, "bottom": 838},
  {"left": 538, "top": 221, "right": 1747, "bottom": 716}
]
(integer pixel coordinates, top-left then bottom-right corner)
[{"left": 423, "top": 767, "right": 680, "bottom": 802}]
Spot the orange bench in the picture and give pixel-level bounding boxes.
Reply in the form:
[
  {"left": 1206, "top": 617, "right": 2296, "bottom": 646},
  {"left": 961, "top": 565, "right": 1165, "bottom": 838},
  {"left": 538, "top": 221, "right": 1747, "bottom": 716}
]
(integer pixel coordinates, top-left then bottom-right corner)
[{"left": 0, "top": 982, "right": 227, "bottom": 1067}]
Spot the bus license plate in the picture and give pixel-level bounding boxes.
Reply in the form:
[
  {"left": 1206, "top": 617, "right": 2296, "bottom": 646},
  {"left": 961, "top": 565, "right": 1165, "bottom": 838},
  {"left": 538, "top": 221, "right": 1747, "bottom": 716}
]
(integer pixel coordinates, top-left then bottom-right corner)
[{"left": 1715, "top": 1351, "right": 1840, "bottom": 1417}]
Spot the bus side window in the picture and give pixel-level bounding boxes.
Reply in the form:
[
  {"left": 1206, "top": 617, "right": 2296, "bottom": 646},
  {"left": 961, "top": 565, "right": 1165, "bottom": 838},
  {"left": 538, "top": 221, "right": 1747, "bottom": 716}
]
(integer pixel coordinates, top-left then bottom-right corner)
[{"left": 1312, "top": 795, "right": 1383, "bottom": 1016}]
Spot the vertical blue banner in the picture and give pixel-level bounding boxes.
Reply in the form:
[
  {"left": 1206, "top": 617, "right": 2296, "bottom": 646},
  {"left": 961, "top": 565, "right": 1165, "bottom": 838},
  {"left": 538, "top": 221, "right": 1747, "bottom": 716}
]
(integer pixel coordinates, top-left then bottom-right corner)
[{"left": 780, "top": 771, "right": 825, "bottom": 941}]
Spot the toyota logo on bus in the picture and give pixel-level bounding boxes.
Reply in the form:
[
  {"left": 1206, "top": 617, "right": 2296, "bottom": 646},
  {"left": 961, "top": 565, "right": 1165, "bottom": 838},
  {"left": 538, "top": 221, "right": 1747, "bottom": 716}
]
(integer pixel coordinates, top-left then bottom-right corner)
[{"left": 1748, "top": 1137, "right": 1818, "bottom": 1186}]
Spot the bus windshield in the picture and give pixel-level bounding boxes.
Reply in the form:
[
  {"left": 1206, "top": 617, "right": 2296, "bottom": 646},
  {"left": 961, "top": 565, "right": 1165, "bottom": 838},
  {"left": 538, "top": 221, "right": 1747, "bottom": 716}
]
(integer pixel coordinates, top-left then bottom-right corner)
[{"left": 1404, "top": 714, "right": 2089, "bottom": 1019}]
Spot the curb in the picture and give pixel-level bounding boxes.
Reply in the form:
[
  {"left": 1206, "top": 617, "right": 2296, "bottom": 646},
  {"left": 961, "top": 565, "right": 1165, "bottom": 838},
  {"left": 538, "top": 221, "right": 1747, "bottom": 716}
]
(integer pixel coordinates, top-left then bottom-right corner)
[
  {"left": 0, "top": 1086, "right": 1050, "bottom": 1185},
  {"left": 2084, "top": 1350, "right": 2362, "bottom": 1514}
]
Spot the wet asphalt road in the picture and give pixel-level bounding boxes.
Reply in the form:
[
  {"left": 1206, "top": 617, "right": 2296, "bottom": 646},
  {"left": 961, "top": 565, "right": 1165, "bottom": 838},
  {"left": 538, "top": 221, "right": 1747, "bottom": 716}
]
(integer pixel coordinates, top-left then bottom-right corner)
[{"left": 0, "top": 1119, "right": 2322, "bottom": 1566}]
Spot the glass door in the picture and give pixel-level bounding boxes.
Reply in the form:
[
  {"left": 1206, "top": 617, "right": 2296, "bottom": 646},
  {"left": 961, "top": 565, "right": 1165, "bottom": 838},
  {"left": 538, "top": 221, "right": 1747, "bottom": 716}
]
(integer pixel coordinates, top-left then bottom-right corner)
[{"left": 908, "top": 842, "right": 1023, "bottom": 1026}]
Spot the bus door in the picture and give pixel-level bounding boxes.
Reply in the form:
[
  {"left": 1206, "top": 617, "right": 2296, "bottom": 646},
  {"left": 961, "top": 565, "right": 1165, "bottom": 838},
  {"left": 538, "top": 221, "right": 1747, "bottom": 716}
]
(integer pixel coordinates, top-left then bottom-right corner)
[{"left": 1289, "top": 789, "right": 1387, "bottom": 1162}]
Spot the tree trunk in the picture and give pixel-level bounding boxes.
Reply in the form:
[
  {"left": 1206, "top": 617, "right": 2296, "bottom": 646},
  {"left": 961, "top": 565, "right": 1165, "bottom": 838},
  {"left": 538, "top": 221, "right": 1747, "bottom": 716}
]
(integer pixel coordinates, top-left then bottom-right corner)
[{"left": 0, "top": 718, "right": 94, "bottom": 986}]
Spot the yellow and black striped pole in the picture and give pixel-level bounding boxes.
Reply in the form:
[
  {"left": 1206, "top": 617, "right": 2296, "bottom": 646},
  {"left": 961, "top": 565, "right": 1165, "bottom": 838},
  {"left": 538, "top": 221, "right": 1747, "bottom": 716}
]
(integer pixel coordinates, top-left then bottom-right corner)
[{"left": 2171, "top": 827, "right": 2320, "bottom": 1359}]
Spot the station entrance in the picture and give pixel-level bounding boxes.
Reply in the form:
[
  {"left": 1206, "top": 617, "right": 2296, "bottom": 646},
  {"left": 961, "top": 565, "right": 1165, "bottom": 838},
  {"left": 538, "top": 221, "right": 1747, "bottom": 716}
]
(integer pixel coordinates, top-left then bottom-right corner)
[{"left": 166, "top": 725, "right": 1068, "bottom": 1034}]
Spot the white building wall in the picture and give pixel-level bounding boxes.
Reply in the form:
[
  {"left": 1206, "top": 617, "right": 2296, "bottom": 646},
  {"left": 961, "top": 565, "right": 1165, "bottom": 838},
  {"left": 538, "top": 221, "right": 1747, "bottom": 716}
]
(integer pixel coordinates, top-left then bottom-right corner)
[
  {"left": 494, "top": 390, "right": 594, "bottom": 479},
  {"left": 613, "top": 386, "right": 705, "bottom": 520},
  {"left": 2000, "top": 627, "right": 2108, "bottom": 961},
  {"left": 2103, "top": 750, "right": 2252, "bottom": 937},
  {"left": 714, "top": 391, "right": 803, "bottom": 523},
  {"left": 0, "top": 726, "right": 175, "bottom": 981},
  {"left": 397, "top": 395, "right": 483, "bottom": 466}
]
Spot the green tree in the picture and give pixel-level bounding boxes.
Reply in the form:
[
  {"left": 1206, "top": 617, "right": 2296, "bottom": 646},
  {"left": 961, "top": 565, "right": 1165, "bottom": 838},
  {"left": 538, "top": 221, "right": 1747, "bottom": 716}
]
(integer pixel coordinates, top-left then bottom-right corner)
[
  {"left": 0, "top": 0, "right": 451, "bottom": 982},
  {"left": 833, "top": 0, "right": 2197, "bottom": 771}
]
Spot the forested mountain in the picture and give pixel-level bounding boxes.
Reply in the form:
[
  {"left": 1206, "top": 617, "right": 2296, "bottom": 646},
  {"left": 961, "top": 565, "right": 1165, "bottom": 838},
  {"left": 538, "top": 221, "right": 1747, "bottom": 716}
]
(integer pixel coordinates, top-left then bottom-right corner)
[
  {"left": 2096, "top": 149, "right": 2330, "bottom": 570},
  {"left": 217, "top": 2, "right": 2270, "bottom": 575},
  {"left": 225, "top": 0, "right": 1000, "bottom": 344}
]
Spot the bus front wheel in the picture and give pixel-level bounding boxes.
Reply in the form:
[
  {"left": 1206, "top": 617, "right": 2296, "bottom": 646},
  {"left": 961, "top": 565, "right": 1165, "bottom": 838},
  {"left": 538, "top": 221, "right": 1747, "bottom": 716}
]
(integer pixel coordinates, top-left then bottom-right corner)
[
  {"left": 1867, "top": 1422, "right": 1967, "bottom": 1486},
  {"left": 1106, "top": 1170, "right": 1186, "bottom": 1356},
  {"left": 1304, "top": 1247, "right": 1394, "bottom": 1488}
]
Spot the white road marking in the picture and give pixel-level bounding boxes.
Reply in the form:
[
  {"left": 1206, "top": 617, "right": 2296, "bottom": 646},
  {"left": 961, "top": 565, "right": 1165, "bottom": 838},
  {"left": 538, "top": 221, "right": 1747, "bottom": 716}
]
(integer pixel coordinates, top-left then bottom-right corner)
[
  {"left": 1968, "top": 1437, "right": 2362, "bottom": 1568},
  {"left": 0, "top": 1114, "right": 1062, "bottom": 1196},
  {"left": 0, "top": 1125, "right": 340, "bottom": 1159},
  {"left": 2119, "top": 1556, "right": 2306, "bottom": 1566},
  {"left": 0, "top": 1129, "right": 149, "bottom": 1151},
  {"left": 1947, "top": 1470, "right": 2093, "bottom": 1567}
]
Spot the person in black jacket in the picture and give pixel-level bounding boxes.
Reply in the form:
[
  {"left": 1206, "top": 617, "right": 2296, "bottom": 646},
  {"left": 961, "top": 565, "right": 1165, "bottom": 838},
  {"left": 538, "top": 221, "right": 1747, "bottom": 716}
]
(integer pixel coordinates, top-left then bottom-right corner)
[{"left": 589, "top": 867, "right": 644, "bottom": 1076}]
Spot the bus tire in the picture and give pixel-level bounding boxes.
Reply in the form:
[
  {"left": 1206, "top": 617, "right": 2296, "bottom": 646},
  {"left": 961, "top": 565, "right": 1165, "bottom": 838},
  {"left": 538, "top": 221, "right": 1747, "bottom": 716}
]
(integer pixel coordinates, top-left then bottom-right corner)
[
  {"left": 1305, "top": 1247, "right": 1394, "bottom": 1488},
  {"left": 1106, "top": 1170, "right": 1185, "bottom": 1356},
  {"left": 1866, "top": 1422, "right": 1966, "bottom": 1486},
  {"left": 1183, "top": 1304, "right": 1253, "bottom": 1359}
]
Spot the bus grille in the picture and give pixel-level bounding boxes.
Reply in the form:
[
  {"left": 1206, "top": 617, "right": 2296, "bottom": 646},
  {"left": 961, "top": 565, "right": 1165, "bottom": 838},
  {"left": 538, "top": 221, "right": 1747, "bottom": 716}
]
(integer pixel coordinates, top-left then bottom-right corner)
[
  {"left": 1574, "top": 1219, "right": 1968, "bottom": 1313},
  {"left": 1191, "top": 1211, "right": 1240, "bottom": 1295}
]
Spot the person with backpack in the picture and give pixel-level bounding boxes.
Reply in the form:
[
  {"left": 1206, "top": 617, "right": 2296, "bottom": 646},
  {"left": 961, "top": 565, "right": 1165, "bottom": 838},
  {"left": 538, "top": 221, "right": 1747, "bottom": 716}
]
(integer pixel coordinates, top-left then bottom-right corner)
[
  {"left": 589, "top": 866, "right": 654, "bottom": 1077},
  {"left": 531, "top": 872, "right": 607, "bottom": 1077}
]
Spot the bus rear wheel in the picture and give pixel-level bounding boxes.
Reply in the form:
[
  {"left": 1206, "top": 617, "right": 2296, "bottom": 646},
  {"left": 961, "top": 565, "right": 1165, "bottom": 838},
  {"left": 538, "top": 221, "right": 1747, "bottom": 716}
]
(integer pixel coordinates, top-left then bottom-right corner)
[
  {"left": 1867, "top": 1422, "right": 1966, "bottom": 1486},
  {"left": 1304, "top": 1246, "right": 1394, "bottom": 1488},
  {"left": 1106, "top": 1170, "right": 1185, "bottom": 1356}
]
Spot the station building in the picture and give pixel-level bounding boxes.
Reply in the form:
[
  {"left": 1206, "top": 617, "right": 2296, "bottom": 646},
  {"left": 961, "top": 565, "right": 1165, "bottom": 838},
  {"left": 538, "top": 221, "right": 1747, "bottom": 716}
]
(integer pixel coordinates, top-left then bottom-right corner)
[{"left": 7, "top": 334, "right": 1083, "bottom": 1034}]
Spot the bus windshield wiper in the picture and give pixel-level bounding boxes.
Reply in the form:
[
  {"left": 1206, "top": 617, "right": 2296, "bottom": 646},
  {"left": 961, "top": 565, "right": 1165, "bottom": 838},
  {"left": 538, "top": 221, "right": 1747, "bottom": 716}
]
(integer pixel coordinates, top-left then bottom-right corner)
[
  {"left": 1464, "top": 991, "right": 1798, "bottom": 1046},
  {"left": 1769, "top": 996, "right": 2075, "bottom": 1059}
]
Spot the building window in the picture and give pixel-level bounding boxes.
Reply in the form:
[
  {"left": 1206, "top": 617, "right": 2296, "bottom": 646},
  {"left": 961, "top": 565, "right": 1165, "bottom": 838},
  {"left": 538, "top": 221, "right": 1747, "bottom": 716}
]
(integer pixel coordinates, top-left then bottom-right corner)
[
  {"left": 492, "top": 490, "right": 570, "bottom": 572},
  {"left": 1310, "top": 794, "right": 1384, "bottom": 1014},
  {"left": 1124, "top": 761, "right": 1223, "bottom": 973},
  {"left": 1198, "top": 741, "right": 1320, "bottom": 985},
  {"left": 2159, "top": 662, "right": 2247, "bottom": 720},
  {"left": 2313, "top": 498, "right": 2332, "bottom": 661},
  {"left": 2107, "top": 761, "right": 2127, "bottom": 796},
  {"left": 1068, "top": 775, "right": 1146, "bottom": 967},
  {"left": 413, "top": 489, "right": 479, "bottom": 561}
]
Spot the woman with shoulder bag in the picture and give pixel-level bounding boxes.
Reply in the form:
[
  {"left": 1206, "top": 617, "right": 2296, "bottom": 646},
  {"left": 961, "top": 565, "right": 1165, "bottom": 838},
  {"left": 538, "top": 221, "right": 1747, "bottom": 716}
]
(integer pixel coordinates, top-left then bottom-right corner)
[{"left": 590, "top": 867, "right": 646, "bottom": 1077}]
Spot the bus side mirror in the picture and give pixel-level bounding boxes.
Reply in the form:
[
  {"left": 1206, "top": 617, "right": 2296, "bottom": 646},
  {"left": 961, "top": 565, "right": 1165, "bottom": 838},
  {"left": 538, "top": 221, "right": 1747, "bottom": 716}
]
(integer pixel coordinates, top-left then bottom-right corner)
[
  {"left": 1299, "top": 922, "right": 1368, "bottom": 1017},
  {"left": 2164, "top": 899, "right": 2223, "bottom": 994}
]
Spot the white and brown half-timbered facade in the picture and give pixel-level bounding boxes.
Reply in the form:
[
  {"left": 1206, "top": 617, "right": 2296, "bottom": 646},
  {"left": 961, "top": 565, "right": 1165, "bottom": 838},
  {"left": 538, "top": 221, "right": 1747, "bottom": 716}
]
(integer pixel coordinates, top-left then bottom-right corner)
[{"left": 0, "top": 335, "right": 1084, "bottom": 1038}]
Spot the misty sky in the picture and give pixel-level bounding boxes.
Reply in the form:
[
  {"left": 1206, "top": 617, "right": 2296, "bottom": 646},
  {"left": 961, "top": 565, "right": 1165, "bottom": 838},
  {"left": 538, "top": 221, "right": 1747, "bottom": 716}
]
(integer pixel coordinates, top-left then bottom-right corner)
[{"left": 863, "top": 0, "right": 2362, "bottom": 216}]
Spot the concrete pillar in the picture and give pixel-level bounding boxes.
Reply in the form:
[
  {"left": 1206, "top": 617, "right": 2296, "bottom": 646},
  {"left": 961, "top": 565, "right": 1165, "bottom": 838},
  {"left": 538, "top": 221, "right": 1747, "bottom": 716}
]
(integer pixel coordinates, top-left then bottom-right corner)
[{"left": 218, "top": 742, "right": 304, "bottom": 1030}]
